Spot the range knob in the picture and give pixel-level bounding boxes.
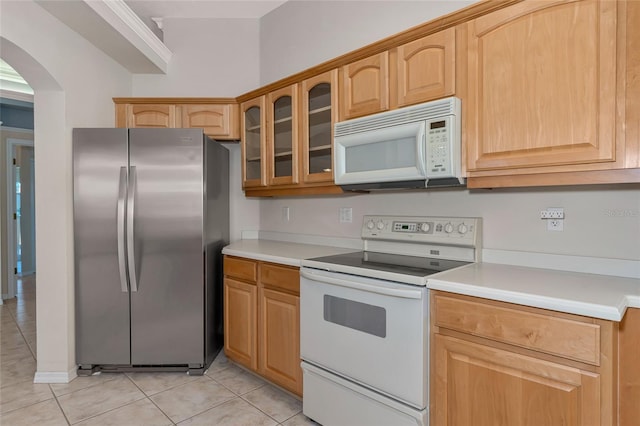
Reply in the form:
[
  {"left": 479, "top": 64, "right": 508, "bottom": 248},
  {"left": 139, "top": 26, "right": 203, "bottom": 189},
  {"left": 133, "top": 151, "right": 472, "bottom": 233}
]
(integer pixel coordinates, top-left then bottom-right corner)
[
  {"left": 366, "top": 220, "right": 375, "bottom": 230},
  {"left": 444, "top": 222, "right": 454, "bottom": 233},
  {"left": 458, "top": 223, "right": 468, "bottom": 234},
  {"left": 420, "top": 223, "right": 431, "bottom": 233},
  {"left": 376, "top": 221, "right": 385, "bottom": 230}
]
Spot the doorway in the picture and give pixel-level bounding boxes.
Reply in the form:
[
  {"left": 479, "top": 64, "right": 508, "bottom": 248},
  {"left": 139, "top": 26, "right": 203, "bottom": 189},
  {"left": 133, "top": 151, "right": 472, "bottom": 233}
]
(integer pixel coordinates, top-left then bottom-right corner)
[{"left": 6, "top": 138, "right": 35, "bottom": 299}]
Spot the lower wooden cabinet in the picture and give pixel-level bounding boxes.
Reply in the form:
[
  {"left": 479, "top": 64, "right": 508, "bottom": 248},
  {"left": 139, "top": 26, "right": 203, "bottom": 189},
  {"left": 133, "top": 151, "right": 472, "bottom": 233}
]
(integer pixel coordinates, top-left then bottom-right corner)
[
  {"left": 223, "top": 256, "right": 302, "bottom": 396},
  {"left": 223, "top": 277, "right": 257, "bottom": 371},
  {"left": 433, "top": 334, "right": 601, "bottom": 426},
  {"left": 259, "top": 287, "right": 302, "bottom": 395},
  {"left": 431, "top": 291, "right": 617, "bottom": 426}
]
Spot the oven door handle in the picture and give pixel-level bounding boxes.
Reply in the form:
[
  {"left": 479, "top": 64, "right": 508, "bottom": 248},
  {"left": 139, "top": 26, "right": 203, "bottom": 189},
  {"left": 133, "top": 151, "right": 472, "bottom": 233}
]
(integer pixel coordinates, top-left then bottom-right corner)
[{"left": 301, "top": 269, "right": 423, "bottom": 299}]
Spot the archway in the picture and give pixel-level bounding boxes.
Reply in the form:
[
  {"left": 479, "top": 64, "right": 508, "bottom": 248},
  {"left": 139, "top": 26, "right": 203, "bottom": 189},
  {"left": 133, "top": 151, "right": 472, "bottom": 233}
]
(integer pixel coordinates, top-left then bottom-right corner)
[{"left": 1, "top": 36, "right": 76, "bottom": 383}]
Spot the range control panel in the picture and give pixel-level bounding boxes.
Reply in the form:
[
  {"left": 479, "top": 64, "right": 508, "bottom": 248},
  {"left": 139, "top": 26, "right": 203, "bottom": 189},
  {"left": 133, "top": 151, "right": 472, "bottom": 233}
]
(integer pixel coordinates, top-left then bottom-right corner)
[{"left": 362, "top": 215, "right": 481, "bottom": 247}]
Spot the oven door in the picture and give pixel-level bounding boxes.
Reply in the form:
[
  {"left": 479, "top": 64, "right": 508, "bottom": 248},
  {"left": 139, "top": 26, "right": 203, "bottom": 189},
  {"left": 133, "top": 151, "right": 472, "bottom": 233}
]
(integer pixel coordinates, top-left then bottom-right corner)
[{"left": 300, "top": 267, "right": 428, "bottom": 409}]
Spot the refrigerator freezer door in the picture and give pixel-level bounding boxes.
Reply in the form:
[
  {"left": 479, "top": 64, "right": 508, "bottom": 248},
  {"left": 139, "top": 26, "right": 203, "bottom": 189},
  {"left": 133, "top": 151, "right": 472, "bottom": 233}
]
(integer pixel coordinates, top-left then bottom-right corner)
[
  {"left": 73, "top": 128, "right": 131, "bottom": 365},
  {"left": 128, "top": 128, "right": 205, "bottom": 365}
]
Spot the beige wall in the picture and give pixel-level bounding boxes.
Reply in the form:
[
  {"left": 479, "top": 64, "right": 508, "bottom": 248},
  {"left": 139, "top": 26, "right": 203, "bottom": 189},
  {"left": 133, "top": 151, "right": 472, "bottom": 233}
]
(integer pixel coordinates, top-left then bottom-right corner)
[
  {"left": 259, "top": 1, "right": 474, "bottom": 85},
  {"left": 132, "top": 18, "right": 261, "bottom": 97},
  {"left": 0, "top": 128, "right": 34, "bottom": 297}
]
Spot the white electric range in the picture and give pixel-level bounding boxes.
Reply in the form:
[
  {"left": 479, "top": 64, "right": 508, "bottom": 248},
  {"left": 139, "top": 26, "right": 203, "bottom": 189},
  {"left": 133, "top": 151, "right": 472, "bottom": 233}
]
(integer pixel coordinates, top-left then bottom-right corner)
[{"left": 300, "top": 215, "right": 481, "bottom": 426}]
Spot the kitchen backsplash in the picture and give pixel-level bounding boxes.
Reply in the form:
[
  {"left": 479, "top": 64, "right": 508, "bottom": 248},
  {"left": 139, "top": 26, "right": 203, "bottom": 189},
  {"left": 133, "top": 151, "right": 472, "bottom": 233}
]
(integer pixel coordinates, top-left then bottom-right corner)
[{"left": 258, "top": 186, "right": 640, "bottom": 263}]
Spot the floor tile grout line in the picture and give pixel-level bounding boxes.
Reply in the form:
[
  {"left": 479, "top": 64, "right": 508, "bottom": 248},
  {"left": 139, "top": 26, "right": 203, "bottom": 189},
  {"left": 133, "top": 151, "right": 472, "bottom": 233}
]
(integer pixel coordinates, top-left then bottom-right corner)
[
  {"left": 54, "top": 373, "right": 145, "bottom": 424},
  {"left": 64, "top": 395, "right": 150, "bottom": 426},
  {"left": 0, "top": 389, "right": 55, "bottom": 416},
  {"left": 208, "top": 372, "right": 267, "bottom": 399},
  {"left": 160, "top": 373, "right": 243, "bottom": 424},
  {"left": 155, "top": 368, "right": 267, "bottom": 425},
  {"left": 279, "top": 410, "right": 306, "bottom": 425},
  {"left": 50, "top": 372, "right": 119, "bottom": 398},
  {"left": 237, "top": 386, "right": 303, "bottom": 425},
  {"left": 170, "top": 394, "right": 240, "bottom": 425},
  {"left": 131, "top": 373, "right": 233, "bottom": 425},
  {"left": 207, "top": 363, "right": 303, "bottom": 424},
  {"left": 3, "top": 288, "right": 37, "bottom": 362},
  {"left": 125, "top": 370, "right": 198, "bottom": 398},
  {"left": 125, "top": 372, "right": 177, "bottom": 425},
  {"left": 49, "top": 384, "right": 73, "bottom": 426},
  {"left": 145, "top": 395, "right": 178, "bottom": 426}
]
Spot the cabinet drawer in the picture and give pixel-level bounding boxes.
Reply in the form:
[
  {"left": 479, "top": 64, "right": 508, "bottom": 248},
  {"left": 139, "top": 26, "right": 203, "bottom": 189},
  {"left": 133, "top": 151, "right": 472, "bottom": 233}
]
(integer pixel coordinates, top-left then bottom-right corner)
[
  {"left": 433, "top": 294, "right": 601, "bottom": 365},
  {"left": 260, "top": 263, "right": 300, "bottom": 295},
  {"left": 224, "top": 256, "right": 258, "bottom": 283}
]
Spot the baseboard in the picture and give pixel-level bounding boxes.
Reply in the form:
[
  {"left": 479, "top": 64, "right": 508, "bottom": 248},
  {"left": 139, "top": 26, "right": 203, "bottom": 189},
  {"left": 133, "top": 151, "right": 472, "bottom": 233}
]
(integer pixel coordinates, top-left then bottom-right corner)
[{"left": 33, "top": 367, "right": 78, "bottom": 384}]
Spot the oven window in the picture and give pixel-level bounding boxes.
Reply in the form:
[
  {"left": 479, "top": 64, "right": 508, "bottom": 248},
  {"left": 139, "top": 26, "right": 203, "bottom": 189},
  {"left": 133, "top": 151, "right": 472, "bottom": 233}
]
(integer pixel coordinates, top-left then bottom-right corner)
[{"left": 323, "top": 295, "right": 386, "bottom": 338}]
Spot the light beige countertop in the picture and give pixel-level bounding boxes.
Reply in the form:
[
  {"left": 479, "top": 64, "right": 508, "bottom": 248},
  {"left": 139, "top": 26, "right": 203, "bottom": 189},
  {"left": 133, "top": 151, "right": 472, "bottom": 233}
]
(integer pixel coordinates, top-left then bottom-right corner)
[
  {"left": 223, "top": 238, "right": 640, "bottom": 321},
  {"left": 428, "top": 262, "right": 640, "bottom": 321},
  {"left": 222, "top": 239, "right": 358, "bottom": 267}
]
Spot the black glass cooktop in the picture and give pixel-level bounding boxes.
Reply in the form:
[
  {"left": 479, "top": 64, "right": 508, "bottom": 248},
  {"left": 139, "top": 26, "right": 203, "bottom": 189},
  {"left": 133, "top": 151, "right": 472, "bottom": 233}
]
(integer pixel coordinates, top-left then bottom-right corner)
[{"left": 306, "top": 251, "right": 472, "bottom": 278}]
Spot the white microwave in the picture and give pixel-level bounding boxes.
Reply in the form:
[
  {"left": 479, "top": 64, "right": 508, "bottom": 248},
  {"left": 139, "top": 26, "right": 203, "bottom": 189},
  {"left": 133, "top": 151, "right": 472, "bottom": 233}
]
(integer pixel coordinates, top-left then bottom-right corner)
[{"left": 334, "top": 97, "right": 463, "bottom": 190}]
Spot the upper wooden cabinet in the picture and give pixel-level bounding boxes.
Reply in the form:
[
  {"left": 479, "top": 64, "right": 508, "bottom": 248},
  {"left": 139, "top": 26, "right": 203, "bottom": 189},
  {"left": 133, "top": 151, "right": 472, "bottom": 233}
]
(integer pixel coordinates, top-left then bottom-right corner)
[
  {"left": 393, "top": 27, "right": 456, "bottom": 108},
  {"left": 124, "top": 104, "right": 177, "bottom": 128},
  {"left": 339, "top": 28, "right": 457, "bottom": 121},
  {"left": 241, "top": 96, "right": 267, "bottom": 188},
  {"left": 114, "top": 98, "right": 239, "bottom": 140},
  {"left": 241, "top": 71, "right": 343, "bottom": 196},
  {"left": 339, "top": 52, "right": 389, "bottom": 120},
  {"left": 464, "top": 0, "right": 623, "bottom": 181},
  {"left": 267, "top": 84, "right": 299, "bottom": 186},
  {"left": 180, "top": 104, "right": 239, "bottom": 139},
  {"left": 301, "top": 70, "right": 338, "bottom": 184}
]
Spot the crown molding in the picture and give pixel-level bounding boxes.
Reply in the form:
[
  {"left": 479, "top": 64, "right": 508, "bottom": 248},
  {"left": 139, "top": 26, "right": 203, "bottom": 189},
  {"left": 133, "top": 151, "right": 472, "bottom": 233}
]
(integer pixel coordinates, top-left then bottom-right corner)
[
  {"left": 84, "top": 0, "right": 172, "bottom": 72},
  {"left": 0, "top": 60, "right": 34, "bottom": 96},
  {"left": 0, "top": 89, "right": 34, "bottom": 103},
  {"left": 35, "top": 0, "right": 171, "bottom": 74}
]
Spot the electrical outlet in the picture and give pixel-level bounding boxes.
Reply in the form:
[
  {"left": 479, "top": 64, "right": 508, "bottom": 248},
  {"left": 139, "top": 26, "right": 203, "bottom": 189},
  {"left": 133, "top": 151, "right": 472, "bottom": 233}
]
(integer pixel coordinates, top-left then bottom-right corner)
[
  {"left": 540, "top": 208, "right": 564, "bottom": 219},
  {"left": 541, "top": 207, "right": 564, "bottom": 231},
  {"left": 339, "top": 207, "right": 352, "bottom": 223},
  {"left": 282, "top": 206, "right": 290, "bottom": 222},
  {"left": 548, "top": 219, "right": 564, "bottom": 231}
]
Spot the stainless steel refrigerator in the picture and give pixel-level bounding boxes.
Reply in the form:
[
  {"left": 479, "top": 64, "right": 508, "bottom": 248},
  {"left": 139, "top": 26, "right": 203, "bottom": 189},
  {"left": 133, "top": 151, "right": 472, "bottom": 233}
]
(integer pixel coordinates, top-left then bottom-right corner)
[{"left": 73, "top": 128, "right": 229, "bottom": 375}]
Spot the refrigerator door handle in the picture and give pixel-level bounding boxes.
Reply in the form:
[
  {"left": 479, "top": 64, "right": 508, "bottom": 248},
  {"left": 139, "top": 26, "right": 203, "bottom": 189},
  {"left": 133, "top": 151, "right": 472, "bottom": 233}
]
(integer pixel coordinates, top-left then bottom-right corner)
[
  {"left": 127, "top": 166, "right": 139, "bottom": 292},
  {"left": 117, "top": 167, "right": 129, "bottom": 293}
]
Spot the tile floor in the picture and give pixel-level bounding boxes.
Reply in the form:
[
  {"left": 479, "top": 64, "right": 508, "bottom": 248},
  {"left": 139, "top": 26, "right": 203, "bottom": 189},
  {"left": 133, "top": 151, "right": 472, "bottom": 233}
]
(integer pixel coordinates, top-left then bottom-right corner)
[{"left": 1, "top": 276, "right": 318, "bottom": 425}]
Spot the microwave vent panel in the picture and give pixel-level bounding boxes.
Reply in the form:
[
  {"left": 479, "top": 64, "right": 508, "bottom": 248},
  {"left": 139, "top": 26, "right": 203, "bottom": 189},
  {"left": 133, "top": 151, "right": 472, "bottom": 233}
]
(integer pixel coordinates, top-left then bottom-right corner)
[{"left": 335, "top": 97, "right": 460, "bottom": 137}]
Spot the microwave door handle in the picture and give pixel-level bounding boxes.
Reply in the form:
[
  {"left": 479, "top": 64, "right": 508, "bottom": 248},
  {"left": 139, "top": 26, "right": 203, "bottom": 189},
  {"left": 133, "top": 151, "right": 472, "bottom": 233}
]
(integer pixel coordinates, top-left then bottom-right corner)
[
  {"left": 417, "top": 124, "right": 427, "bottom": 176},
  {"left": 301, "top": 269, "right": 423, "bottom": 299}
]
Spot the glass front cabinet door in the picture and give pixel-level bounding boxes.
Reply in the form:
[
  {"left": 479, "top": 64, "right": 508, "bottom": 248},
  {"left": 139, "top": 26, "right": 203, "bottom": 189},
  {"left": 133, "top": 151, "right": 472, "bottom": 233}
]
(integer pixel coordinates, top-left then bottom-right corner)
[
  {"left": 301, "top": 70, "right": 338, "bottom": 184},
  {"left": 267, "top": 85, "right": 299, "bottom": 186},
  {"left": 241, "top": 97, "right": 267, "bottom": 188}
]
